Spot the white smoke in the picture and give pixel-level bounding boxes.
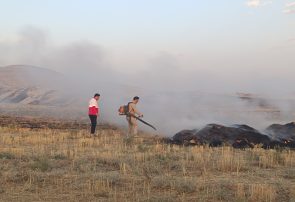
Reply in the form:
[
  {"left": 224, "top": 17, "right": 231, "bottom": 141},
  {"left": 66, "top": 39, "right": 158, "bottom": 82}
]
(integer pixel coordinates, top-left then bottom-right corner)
[{"left": 0, "top": 26, "right": 295, "bottom": 135}]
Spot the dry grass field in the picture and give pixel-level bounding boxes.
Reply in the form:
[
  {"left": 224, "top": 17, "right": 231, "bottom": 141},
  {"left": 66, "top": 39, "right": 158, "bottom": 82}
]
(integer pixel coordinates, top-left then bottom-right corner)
[{"left": 0, "top": 121, "right": 294, "bottom": 202}]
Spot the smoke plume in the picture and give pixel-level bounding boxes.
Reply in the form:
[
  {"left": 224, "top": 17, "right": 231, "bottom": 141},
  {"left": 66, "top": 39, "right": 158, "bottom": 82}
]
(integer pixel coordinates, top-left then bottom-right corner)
[{"left": 0, "top": 26, "right": 295, "bottom": 135}]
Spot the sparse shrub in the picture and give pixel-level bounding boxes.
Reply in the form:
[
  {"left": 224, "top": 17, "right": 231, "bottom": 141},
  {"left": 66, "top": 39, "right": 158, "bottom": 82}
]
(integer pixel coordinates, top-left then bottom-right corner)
[
  {"left": 96, "top": 171, "right": 121, "bottom": 186},
  {"left": 31, "top": 158, "right": 51, "bottom": 172},
  {"left": 141, "top": 164, "right": 161, "bottom": 177},
  {"left": 74, "top": 158, "right": 90, "bottom": 172},
  {"left": 153, "top": 153, "right": 180, "bottom": 165},
  {"left": 214, "top": 183, "right": 235, "bottom": 201},
  {"left": 284, "top": 168, "right": 295, "bottom": 179},
  {"left": 169, "top": 161, "right": 183, "bottom": 172},
  {"left": 93, "top": 190, "right": 109, "bottom": 198},
  {"left": 138, "top": 144, "right": 149, "bottom": 152},
  {"left": 173, "top": 178, "right": 196, "bottom": 194},
  {"left": 6, "top": 172, "right": 29, "bottom": 183},
  {"left": 146, "top": 195, "right": 177, "bottom": 202},
  {"left": 52, "top": 154, "right": 67, "bottom": 160},
  {"left": 123, "top": 136, "right": 134, "bottom": 145},
  {"left": 95, "top": 158, "right": 121, "bottom": 171},
  {"left": 155, "top": 154, "right": 167, "bottom": 162},
  {"left": 152, "top": 176, "right": 172, "bottom": 189},
  {"left": 0, "top": 152, "right": 15, "bottom": 160}
]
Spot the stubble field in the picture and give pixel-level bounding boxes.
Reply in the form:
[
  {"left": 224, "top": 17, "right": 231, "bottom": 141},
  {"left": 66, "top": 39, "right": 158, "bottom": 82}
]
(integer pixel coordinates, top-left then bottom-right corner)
[{"left": 0, "top": 118, "right": 294, "bottom": 202}]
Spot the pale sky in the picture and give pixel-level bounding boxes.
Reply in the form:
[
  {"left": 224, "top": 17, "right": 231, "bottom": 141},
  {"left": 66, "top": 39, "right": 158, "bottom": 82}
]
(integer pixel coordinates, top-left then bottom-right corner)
[
  {"left": 1, "top": 1, "right": 294, "bottom": 48},
  {"left": 0, "top": 0, "right": 295, "bottom": 93}
]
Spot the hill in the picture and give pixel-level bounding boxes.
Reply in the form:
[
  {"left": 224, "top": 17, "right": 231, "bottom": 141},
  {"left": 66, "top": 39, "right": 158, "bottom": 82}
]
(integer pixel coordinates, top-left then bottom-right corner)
[{"left": 0, "top": 65, "right": 66, "bottom": 105}]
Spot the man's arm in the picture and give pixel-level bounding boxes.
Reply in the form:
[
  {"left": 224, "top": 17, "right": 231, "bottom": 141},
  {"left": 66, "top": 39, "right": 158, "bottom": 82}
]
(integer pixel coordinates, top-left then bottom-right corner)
[{"left": 130, "top": 103, "right": 143, "bottom": 117}]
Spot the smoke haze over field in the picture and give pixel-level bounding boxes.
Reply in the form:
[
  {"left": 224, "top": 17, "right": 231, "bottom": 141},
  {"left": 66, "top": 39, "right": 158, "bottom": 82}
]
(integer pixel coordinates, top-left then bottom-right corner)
[{"left": 0, "top": 26, "right": 295, "bottom": 135}]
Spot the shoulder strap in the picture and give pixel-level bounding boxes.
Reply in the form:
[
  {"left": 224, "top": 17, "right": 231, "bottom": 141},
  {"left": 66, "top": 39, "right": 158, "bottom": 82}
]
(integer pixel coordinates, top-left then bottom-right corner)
[{"left": 127, "top": 102, "right": 133, "bottom": 112}]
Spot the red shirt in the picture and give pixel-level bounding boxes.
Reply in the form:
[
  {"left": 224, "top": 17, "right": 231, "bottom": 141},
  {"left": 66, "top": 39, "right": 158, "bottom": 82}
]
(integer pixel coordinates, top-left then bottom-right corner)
[{"left": 88, "top": 98, "right": 99, "bottom": 116}]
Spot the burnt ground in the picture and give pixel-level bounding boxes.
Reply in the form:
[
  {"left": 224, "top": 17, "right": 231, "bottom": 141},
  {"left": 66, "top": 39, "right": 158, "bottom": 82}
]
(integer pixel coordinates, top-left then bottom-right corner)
[
  {"left": 0, "top": 115, "right": 117, "bottom": 130},
  {"left": 172, "top": 123, "right": 295, "bottom": 149}
]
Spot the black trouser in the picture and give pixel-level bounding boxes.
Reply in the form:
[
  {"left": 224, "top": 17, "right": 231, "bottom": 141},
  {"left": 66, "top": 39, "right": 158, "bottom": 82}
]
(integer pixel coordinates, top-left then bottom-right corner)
[{"left": 89, "top": 115, "right": 97, "bottom": 134}]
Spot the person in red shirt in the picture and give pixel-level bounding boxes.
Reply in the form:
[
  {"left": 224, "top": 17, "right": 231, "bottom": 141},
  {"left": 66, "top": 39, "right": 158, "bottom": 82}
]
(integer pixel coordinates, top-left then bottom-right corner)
[{"left": 88, "top": 93, "right": 100, "bottom": 135}]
